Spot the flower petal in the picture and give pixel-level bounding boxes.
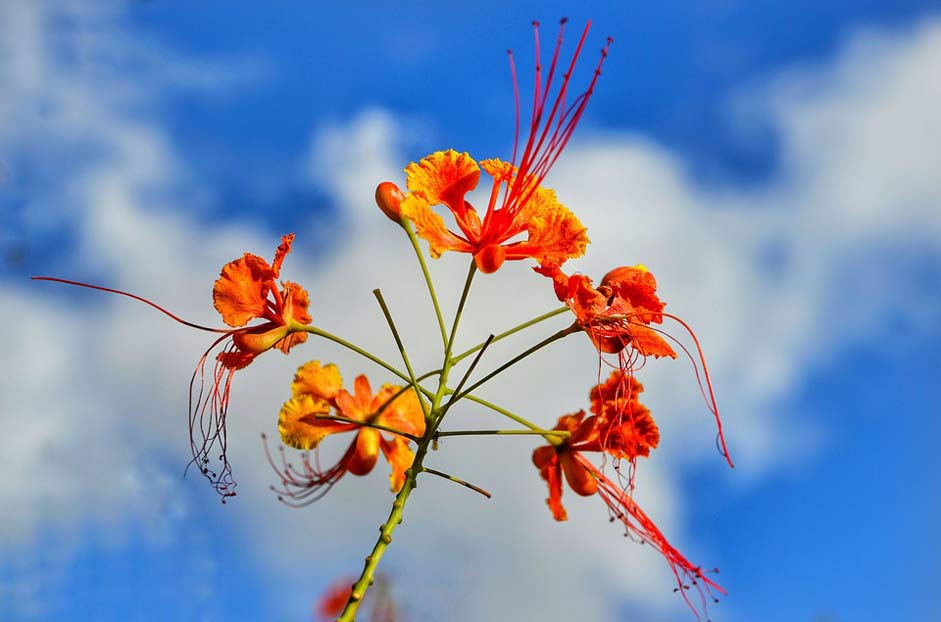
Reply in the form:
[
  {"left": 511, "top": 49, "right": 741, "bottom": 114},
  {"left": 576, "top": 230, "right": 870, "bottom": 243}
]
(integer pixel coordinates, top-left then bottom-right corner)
[
  {"left": 278, "top": 395, "right": 338, "bottom": 450},
  {"left": 347, "top": 429, "right": 380, "bottom": 476},
  {"left": 212, "top": 253, "right": 275, "bottom": 327},
  {"left": 374, "top": 385, "right": 426, "bottom": 438},
  {"left": 380, "top": 435, "right": 415, "bottom": 492},
  {"left": 506, "top": 186, "right": 589, "bottom": 267},
  {"left": 271, "top": 233, "right": 294, "bottom": 278},
  {"left": 291, "top": 360, "right": 343, "bottom": 403},
  {"left": 627, "top": 324, "right": 678, "bottom": 358},
  {"left": 400, "top": 194, "right": 474, "bottom": 258},
  {"left": 560, "top": 450, "right": 598, "bottom": 497},
  {"left": 405, "top": 150, "right": 480, "bottom": 215}
]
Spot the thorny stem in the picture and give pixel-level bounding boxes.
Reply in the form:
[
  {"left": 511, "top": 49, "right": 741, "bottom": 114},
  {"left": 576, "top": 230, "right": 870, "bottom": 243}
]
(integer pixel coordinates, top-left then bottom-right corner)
[
  {"left": 404, "top": 220, "right": 448, "bottom": 348},
  {"left": 338, "top": 261, "right": 477, "bottom": 622}
]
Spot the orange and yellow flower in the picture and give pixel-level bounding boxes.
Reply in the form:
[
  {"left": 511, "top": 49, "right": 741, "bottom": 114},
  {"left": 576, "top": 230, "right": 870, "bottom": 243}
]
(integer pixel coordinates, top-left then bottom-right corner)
[
  {"left": 379, "top": 21, "right": 611, "bottom": 274},
  {"left": 532, "top": 381, "right": 724, "bottom": 618},
  {"left": 270, "top": 361, "right": 425, "bottom": 504}
]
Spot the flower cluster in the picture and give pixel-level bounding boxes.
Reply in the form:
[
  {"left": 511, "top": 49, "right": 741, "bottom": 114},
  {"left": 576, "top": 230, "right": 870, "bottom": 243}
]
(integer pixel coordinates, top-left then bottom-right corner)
[{"left": 36, "top": 18, "right": 733, "bottom": 622}]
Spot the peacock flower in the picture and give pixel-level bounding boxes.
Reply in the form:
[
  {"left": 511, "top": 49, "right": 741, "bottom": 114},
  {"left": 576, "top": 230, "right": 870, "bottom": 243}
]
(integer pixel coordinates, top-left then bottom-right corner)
[
  {"left": 189, "top": 233, "right": 312, "bottom": 499},
  {"left": 383, "top": 20, "right": 611, "bottom": 273},
  {"left": 269, "top": 361, "right": 425, "bottom": 505},
  {"left": 589, "top": 371, "right": 660, "bottom": 461},
  {"left": 533, "top": 407, "right": 724, "bottom": 619},
  {"left": 34, "top": 233, "right": 313, "bottom": 500},
  {"left": 539, "top": 263, "right": 678, "bottom": 358}
]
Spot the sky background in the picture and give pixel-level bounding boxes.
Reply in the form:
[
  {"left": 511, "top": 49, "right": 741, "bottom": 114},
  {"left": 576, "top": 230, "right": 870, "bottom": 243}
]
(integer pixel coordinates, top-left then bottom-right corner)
[{"left": 1, "top": 1, "right": 939, "bottom": 621}]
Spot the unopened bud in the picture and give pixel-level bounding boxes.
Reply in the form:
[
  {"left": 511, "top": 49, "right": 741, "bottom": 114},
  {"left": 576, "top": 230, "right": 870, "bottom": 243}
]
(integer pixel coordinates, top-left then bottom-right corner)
[{"left": 375, "top": 181, "right": 405, "bottom": 223}]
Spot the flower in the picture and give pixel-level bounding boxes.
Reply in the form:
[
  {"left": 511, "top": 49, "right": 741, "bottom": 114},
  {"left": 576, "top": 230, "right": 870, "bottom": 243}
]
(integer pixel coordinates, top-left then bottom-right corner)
[
  {"left": 189, "top": 233, "right": 312, "bottom": 499},
  {"left": 383, "top": 20, "right": 612, "bottom": 273},
  {"left": 533, "top": 405, "right": 725, "bottom": 618},
  {"left": 269, "top": 361, "right": 425, "bottom": 505},
  {"left": 539, "top": 263, "right": 677, "bottom": 358},
  {"left": 34, "top": 233, "right": 313, "bottom": 500},
  {"left": 532, "top": 375, "right": 658, "bottom": 522}
]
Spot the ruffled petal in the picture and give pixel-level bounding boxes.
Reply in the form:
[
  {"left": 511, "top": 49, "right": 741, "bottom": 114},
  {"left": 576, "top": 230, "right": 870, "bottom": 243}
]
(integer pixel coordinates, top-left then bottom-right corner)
[
  {"left": 541, "top": 454, "right": 567, "bottom": 521},
  {"left": 479, "top": 157, "right": 516, "bottom": 182},
  {"left": 271, "top": 233, "right": 295, "bottom": 278},
  {"left": 291, "top": 361, "right": 343, "bottom": 403},
  {"left": 405, "top": 150, "right": 480, "bottom": 215},
  {"left": 627, "top": 324, "right": 677, "bottom": 358},
  {"left": 505, "top": 186, "right": 589, "bottom": 267},
  {"left": 602, "top": 265, "right": 665, "bottom": 319},
  {"left": 400, "top": 194, "right": 474, "bottom": 258},
  {"left": 278, "top": 395, "right": 338, "bottom": 450},
  {"left": 217, "top": 349, "right": 256, "bottom": 370},
  {"left": 380, "top": 435, "right": 415, "bottom": 492},
  {"left": 347, "top": 429, "right": 380, "bottom": 476},
  {"left": 212, "top": 253, "right": 275, "bottom": 327}
]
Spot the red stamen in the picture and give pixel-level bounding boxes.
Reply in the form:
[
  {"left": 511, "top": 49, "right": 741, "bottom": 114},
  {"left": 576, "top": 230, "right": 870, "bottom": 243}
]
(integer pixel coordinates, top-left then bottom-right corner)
[{"left": 32, "top": 276, "right": 229, "bottom": 333}]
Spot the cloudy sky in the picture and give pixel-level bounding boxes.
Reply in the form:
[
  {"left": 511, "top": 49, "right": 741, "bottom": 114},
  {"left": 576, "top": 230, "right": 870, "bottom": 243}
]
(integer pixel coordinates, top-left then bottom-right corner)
[{"left": 1, "top": 1, "right": 939, "bottom": 621}]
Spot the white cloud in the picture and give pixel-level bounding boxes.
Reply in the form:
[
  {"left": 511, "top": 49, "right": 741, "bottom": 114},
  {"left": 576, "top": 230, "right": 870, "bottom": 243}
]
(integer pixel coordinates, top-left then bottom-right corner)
[{"left": 1, "top": 2, "right": 940, "bottom": 621}]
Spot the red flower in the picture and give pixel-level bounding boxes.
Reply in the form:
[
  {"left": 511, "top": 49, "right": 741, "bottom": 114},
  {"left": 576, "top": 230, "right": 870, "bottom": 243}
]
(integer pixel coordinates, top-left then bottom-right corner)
[
  {"left": 540, "top": 263, "right": 734, "bottom": 467},
  {"left": 533, "top": 404, "right": 724, "bottom": 619}
]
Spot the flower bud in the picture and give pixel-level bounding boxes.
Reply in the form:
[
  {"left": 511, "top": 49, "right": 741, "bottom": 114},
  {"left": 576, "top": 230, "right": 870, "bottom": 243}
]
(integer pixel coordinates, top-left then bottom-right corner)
[{"left": 375, "top": 181, "right": 405, "bottom": 222}]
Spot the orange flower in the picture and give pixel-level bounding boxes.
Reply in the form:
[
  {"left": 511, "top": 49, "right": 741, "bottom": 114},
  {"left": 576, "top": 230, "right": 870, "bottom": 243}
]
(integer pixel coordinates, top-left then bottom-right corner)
[
  {"left": 189, "top": 233, "right": 312, "bottom": 499},
  {"left": 590, "top": 371, "right": 660, "bottom": 461},
  {"left": 540, "top": 263, "right": 677, "bottom": 358},
  {"left": 384, "top": 21, "right": 612, "bottom": 273},
  {"left": 269, "top": 361, "right": 425, "bottom": 505},
  {"left": 533, "top": 407, "right": 725, "bottom": 618},
  {"left": 34, "top": 234, "right": 312, "bottom": 500},
  {"left": 540, "top": 263, "right": 735, "bottom": 467}
]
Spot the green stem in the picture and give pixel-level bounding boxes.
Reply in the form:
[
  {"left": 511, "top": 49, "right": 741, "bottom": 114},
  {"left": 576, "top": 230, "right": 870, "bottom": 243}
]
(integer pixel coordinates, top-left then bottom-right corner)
[
  {"left": 453, "top": 324, "right": 579, "bottom": 401},
  {"left": 372, "top": 289, "right": 431, "bottom": 418},
  {"left": 450, "top": 305, "right": 570, "bottom": 365},
  {"left": 421, "top": 467, "right": 492, "bottom": 498},
  {"left": 338, "top": 261, "right": 477, "bottom": 622},
  {"left": 435, "top": 428, "right": 570, "bottom": 439},
  {"left": 404, "top": 220, "right": 448, "bottom": 348},
  {"left": 298, "top": 324, "right": 436, "bottom": 401},
  {"left": 311, "top": 414, "right": 420, "bottom": 443},
  {"left": 445, "top": 261, "right": 477, "bottom": 361},
  {"left": 457, "top": 394, "right": 560, "bottom": 439}
]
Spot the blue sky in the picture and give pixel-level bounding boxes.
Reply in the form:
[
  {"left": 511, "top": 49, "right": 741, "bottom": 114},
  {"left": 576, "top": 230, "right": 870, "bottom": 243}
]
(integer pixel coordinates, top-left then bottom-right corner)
[{"left": 1, "top": 2, "right": 939, "bottom": 621}]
